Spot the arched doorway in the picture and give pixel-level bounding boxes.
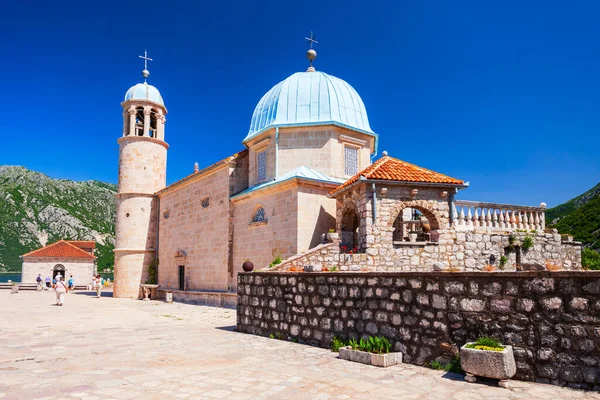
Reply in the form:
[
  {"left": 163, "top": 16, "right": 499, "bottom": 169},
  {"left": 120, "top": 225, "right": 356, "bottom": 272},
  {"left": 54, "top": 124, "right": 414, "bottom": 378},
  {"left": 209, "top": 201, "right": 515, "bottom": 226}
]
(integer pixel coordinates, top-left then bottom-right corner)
[
  {"left": 340, "top": 206, "right": 359, "bottom": 252},
  {"left": 53, "top": 264, "right": 66, "bottom": 280}
]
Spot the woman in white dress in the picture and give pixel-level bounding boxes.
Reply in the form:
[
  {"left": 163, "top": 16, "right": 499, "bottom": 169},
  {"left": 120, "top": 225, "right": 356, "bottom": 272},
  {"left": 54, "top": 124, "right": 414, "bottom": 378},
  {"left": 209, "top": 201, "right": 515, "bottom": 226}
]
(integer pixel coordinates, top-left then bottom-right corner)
[{"left": 54, "top": 276, "right": 68, "bottom": 306}]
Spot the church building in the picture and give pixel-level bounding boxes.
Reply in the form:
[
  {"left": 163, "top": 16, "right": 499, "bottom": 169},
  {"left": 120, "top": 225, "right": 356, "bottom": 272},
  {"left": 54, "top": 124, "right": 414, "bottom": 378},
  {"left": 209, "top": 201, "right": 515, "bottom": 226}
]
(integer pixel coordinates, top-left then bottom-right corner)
[
  {"left": 21, "top": 240, "right": 96, "bottom": 284},
  {"left": 113, "top": 41, "right": 580, "bottom": 302},
  {"left": 113, "top": 43, "right": 378, "bottom": 299}
]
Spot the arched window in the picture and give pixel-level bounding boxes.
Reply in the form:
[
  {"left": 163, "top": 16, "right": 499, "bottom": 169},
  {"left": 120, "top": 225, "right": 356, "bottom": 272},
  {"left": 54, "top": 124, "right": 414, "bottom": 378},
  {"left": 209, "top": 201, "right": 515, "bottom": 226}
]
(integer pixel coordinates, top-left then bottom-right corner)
[
  {"left": 135, "top": 107, "right": 145, "bottom": 136},
  {"left": 252, "top": 206, "right": 265, "bottom": 223}
]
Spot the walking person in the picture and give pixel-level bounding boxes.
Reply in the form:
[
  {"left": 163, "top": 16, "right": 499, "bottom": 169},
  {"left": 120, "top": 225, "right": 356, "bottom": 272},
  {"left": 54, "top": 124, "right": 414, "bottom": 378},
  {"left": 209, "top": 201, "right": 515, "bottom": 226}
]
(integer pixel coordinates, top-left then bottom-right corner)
[
  {"left": 45, "top": 275, "right": 51, "bottom": 290},
  {"left": 68, "top": 275, "right": 74, "bottom": 291},
  {"left": 94, "top": 274, "right": 102, "bottom": 298},
  {"left": 36, "top": 274, "right": 43, "bottom": 291},
  {"left": 53, "top": 276, "right": 68, "bottom": 306}
]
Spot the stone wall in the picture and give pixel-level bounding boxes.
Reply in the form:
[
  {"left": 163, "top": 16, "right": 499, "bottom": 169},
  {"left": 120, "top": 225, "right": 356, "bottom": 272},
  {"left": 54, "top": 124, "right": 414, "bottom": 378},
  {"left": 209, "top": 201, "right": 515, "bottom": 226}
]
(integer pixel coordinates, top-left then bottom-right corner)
[
  {"left": 158, "top": 166, "right": 232, "bottom": 292},
  {"left": 277, "top": 126, "right": 373, "bottom": 180},
  {"left": 271, "top": 231, "right": 581, "bottom": 272},
  {"left": 21, "top": 258, "right": 95, "bottom": 285},
  {"left": 232, "top": 182, "right": 300, "bottom": 290},
  {"left": 237, "top": 271, "right": 600, "bottom": 390}
]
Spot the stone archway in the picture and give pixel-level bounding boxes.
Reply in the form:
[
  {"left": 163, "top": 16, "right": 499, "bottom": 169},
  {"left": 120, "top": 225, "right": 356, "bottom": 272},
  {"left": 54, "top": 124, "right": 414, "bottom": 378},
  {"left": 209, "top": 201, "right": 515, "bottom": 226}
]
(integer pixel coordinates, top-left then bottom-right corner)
[
  {"left": 389, "top": 200, "right": 443, "bottom": 243},
  {"left": 53, "top": 264, "right": 66, "bottom": 280}
]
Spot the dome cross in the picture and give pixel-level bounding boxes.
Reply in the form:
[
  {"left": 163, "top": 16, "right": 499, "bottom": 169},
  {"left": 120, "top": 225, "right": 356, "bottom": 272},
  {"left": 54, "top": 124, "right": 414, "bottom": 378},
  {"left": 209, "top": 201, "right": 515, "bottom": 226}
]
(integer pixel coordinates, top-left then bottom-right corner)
[
  {"left": 305, "top": 32, "right": 318, "bottom": 72},
  {"left": 138, "top": 49, "right": 153, "bottom": 81},
  {"left": 305, "top": 32, "right": 318, "bottom": 49}
]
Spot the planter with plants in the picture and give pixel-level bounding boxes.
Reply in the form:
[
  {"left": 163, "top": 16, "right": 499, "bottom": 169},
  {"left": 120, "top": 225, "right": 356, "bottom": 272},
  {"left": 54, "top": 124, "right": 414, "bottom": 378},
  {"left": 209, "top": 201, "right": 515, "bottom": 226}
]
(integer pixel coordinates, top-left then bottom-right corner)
[
  {"left": 460, "top": 337, "right": 516, "bottom": 387},
  {"left": 334, "top": 336, "right": 402, "bottom": 367}
]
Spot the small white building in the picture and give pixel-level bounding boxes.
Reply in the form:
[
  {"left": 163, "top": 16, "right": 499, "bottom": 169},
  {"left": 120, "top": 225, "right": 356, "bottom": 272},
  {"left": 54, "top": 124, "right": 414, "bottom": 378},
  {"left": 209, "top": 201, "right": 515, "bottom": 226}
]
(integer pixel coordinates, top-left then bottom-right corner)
[{"left": 21, "top": 240, "right": 96, "bottom": 285}]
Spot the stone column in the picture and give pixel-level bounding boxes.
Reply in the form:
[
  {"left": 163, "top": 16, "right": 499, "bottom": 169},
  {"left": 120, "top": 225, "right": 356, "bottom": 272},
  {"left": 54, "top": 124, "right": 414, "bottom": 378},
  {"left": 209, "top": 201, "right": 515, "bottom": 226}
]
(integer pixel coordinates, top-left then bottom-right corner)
[
  {"left": 128, "top": 107, "right": 136, "bottom": 137},
  {"left": 157, "top": 113, "right": 165, "bottom": 140},
  {"left": 143, "top": 107, "right": 151, "bottom": 137}
]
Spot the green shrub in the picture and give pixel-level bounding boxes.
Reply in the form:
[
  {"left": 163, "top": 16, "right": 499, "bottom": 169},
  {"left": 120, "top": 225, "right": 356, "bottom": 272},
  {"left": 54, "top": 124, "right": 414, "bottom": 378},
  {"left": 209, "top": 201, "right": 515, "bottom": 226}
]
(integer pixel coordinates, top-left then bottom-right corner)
[
  {"left": 146, "top": 259, "right": 158, "bottom": 284},
  {"left": 499, "top": 255, "right": 508, "bottom": 270},
  {"left": 582, "top": 248, "right": 600, "bottom": 270},
  {"left": 269, "top": 256, "right": 283, "bottom": 268},
  {"left": 508, "top": 235, "right": 516, "bottom": 245},
  {"left": 522, "top": 236, "right": 534, "bottom": 251},
  {"left": 426, "top": 355, "right": 463, "bottom": 373},
  {"left": 331, "top": 335, "right": 348, "bottom": 352},
  {"left": 337, "top": 336, "right": 392, "bottom": 354}
]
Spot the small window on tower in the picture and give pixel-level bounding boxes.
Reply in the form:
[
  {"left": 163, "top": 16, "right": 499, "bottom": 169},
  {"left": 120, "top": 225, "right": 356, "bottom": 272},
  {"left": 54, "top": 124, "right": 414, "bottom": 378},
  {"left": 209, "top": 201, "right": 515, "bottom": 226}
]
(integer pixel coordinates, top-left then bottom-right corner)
[
  {"left": 257, "top": 150, "right": 267, "bottom": 182},
  {"left": 344, "top": 146, "right": 359, "bottom": 176}
]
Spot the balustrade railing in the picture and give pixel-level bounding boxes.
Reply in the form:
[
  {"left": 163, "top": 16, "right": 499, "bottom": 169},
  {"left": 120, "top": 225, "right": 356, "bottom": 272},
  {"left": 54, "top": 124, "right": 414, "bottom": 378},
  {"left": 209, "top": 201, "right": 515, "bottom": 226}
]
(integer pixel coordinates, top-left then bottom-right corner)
[{"left": 453, "top": 200, "right": 546, "bottom": 231}]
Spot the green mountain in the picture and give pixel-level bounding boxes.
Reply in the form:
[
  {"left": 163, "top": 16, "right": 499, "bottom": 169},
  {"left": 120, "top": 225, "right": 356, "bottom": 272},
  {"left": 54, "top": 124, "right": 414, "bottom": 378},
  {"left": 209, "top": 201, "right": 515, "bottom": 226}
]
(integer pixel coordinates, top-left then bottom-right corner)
[
  {"left": 0, "top": 166, "right": 116, "bottom": 272},
  {"left": 546, "top": 182, "right": 600, "bottom": 251}
]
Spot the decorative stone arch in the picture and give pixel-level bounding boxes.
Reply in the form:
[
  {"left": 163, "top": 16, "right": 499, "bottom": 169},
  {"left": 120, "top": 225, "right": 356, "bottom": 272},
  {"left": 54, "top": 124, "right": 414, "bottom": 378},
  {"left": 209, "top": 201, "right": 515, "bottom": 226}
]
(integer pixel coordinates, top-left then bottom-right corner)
[
  {"left": 388, "top": 200, "right": 445, "bottom": 244},
  {"left": 389, "top": 200, "right": 442, "bottom": 231}
]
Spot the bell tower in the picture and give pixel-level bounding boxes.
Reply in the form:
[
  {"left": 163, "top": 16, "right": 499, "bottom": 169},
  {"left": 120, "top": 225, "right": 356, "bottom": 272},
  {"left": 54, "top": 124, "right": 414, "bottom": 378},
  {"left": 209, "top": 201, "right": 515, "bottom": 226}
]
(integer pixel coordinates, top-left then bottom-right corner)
[{"left": 114, "top": 51, "right": 168, "bottom": 298}]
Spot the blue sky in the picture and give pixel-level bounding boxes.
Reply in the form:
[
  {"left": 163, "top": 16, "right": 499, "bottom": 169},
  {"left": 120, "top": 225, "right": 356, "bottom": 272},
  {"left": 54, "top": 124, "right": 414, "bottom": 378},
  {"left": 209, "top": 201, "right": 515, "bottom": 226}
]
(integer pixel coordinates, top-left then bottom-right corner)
[{"left": 1, "top": 0, "right": 599, "bottom": 207}]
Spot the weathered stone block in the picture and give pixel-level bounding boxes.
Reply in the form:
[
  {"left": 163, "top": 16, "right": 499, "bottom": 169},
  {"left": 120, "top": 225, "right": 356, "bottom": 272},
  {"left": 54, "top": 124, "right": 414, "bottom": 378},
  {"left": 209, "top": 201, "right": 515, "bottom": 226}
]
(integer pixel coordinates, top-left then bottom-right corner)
[
  {"left": 460, "top": 298, "right": 486, "bottom": 312},
  {"left": 540, "top": 297, "right": 562, "bottom": 311}
]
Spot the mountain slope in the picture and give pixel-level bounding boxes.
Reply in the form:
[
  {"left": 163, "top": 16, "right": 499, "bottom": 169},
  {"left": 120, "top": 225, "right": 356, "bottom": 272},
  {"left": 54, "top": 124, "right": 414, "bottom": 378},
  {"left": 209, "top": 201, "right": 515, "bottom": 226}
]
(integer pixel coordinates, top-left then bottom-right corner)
[
  {"left": 0, "top": 166, "right": 116, "bottom": 272},
  {"left": 546, "top": 182, "right": 600, "bottom": 251}
]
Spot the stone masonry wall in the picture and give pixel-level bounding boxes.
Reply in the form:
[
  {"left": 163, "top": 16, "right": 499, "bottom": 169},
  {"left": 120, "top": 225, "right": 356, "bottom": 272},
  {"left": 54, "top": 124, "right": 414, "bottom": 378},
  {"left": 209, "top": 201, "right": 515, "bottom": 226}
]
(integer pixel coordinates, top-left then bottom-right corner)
[
  {"left": 270, "top": 231, "right": 581, "bottom": 273},
  {"left": 237, "top": 271, "right": 600, "bottom": 390}
]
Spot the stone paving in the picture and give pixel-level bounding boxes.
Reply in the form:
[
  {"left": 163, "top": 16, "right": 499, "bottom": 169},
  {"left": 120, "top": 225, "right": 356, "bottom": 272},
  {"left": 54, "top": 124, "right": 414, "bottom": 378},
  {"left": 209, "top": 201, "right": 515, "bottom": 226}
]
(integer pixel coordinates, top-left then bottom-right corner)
[{"left": 1, "top": 290, "right": 598, "bottom": 400}]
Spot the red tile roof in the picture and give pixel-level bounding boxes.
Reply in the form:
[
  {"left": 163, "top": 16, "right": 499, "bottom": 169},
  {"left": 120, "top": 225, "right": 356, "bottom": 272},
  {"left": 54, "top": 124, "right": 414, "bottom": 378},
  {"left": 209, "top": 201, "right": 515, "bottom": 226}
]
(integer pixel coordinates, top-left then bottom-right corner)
[
  {"left": 22, "top": 240, "right": 96, "bottom": 259},
  {"left": 331, "top": 156, "right": 464, "bottom": 196}
]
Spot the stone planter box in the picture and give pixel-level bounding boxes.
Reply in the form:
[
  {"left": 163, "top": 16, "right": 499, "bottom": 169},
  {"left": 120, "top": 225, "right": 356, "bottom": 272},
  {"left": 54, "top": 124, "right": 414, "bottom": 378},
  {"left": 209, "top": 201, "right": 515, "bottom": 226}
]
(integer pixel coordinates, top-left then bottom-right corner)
[
  {"left": 338, "top": 347, "right": 402, "bottom": 367},
  {"left": 460, "top": 343, "right": 516, "bottom": 386}
]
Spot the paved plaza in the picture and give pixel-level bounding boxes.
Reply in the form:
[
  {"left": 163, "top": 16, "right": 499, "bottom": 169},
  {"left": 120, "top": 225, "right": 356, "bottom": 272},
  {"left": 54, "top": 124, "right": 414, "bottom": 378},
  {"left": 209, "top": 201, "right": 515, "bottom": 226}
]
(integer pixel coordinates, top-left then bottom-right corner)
[{"left": 0, "top": 290, "right": 597, "bottom": 400}]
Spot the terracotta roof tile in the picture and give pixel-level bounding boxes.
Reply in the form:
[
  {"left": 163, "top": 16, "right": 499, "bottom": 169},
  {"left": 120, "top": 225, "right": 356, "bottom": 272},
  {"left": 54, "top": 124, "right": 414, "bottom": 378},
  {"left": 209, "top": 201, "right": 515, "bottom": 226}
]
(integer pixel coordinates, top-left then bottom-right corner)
[
  {"left": 22, "top": 240, "right": 96, "bottom": 259},
  {"left": 331, "top": 156, "right": 464, "bottom": 196}
]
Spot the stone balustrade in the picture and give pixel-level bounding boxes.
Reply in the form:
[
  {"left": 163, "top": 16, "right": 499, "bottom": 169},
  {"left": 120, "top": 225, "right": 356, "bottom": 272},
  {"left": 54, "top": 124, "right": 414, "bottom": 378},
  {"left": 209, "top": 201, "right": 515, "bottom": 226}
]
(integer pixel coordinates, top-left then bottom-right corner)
[{"left": 453, "top": 200, "right": 546, "bottom": 231}]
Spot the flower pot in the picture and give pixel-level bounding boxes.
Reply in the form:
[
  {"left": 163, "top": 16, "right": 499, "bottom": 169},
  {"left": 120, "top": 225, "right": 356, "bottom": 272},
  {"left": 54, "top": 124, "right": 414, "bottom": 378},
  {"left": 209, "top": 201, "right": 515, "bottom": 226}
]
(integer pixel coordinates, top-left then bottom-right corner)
[
  {"left": 338, "top": 347, "right": 402, "bottom": 368},
  {"left": 326, "top": 232, "right": 339, "bottom": 241},
  {"left": 408, "top": 232, "right": 418, "bottom": 242},
  {"left": 460, "top": 343, "right": 516, "bottom": 381},
  {"left": 242, "top": 260, "right": 254, "bottom": 272}
]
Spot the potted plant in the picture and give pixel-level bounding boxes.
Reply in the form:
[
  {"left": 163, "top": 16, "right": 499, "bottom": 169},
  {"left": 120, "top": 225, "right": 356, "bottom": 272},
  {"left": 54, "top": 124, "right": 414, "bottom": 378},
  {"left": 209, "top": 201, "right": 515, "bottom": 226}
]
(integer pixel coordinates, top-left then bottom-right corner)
[
  {"left": 460, "top": 337, "right": 516, "bottom": 387},
  {"left": 326, "top": 228, "right": 339, "bottom": 241},
  {"left": 335, "top": 336, "right": 402, "bottom": 367}
]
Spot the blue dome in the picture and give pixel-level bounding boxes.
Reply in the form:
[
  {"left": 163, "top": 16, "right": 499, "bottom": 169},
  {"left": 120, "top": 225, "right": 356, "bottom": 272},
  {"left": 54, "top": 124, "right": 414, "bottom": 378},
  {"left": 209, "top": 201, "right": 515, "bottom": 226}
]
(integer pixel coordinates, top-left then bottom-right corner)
[
  {"left": 246, "top": 71, "right": 374, "bottom": 142},
  {"left": 124, "top": 83, "right": 164, "bottom": 105}
]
